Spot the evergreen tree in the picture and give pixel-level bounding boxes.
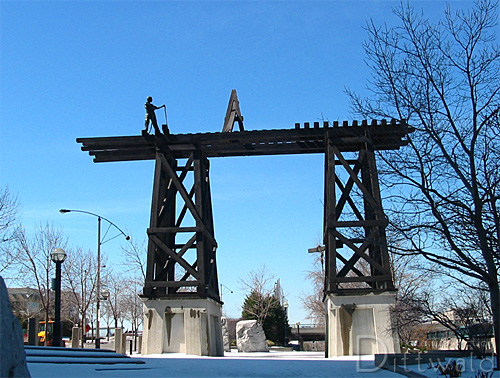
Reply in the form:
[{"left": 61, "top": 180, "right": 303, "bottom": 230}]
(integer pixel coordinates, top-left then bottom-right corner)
[{"left": 242, "top": 290, "right": 290, "bottom": 345}]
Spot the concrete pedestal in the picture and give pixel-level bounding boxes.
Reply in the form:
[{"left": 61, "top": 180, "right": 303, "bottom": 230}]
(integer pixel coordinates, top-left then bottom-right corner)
[
  {"left": 325, "top": 292, "right": 400, "bottom": 357},
  {"left": 141, "top": 297, "right": 223, "bottom": 356},
  {"left": 114, "top": 328, "right": 124, "bottom": 354},
  {"left": 71, "top": 327, "right": 79, "bottom": 348}
]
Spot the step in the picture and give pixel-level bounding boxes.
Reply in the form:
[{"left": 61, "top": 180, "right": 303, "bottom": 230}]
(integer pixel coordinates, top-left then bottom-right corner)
[{"left": 25, "top": 346, "right": 144, "bottom": 365}]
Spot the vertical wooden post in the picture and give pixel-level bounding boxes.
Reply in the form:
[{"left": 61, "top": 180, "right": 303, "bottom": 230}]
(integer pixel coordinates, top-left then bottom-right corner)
[
  {"left": 324, "top": 132, "right": 338, "bottom": 294},
  {"left": 323, "top": 134, "right": 394, "bottom": 294},
  {"left": 360, "top": 143, "right": 393, "bottom": 290},
  {"left": 143, "top": 145, "right": 219, "bottom": 303},
  {"left": 194, "top": 149, "right": 207, "bottom": 297}
]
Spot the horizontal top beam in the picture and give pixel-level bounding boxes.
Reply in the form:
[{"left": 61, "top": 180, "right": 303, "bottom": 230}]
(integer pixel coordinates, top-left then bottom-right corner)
[{"left": 77, "top": 120, "right": 412, "bottom": 163}]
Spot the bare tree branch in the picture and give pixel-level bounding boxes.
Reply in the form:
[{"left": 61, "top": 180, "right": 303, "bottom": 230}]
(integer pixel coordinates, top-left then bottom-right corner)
[{"left": 348, "top": 0, "right": 500, "bottom": 367}]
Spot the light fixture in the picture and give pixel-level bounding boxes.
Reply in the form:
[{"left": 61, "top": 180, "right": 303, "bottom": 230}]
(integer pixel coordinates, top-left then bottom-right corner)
[
  {"left": 101, "top": 289, "right": 110, "bottom": 300},
  {"left": 51, "top": 248, "right": 67, "bottom": 347},
  {"left": 51, "top": 248, "right": 67, "bottom": 263}
]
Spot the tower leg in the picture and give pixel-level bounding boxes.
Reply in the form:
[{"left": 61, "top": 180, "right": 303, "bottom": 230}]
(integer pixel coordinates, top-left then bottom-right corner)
[
  {"left": 325, "top": 292, "right": 400, "bottom": 357},
  {"left": 141, "top": 297, "right": 224, "bottom": 356},
  {"left": 323, "top": 135, "right": 399, "bottom": 356}
]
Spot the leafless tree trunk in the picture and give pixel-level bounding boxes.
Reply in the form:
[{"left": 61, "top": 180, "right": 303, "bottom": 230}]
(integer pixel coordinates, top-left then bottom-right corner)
[
  {"left": 104, "top": 270, "right": 127, "bottom": 330},
  {"left": 15, "top": 222, "right": 66, "bottom": 345},
  {"left": 411, "top": 284, "right": 493, "bottom": 356},
  {"left": 389, "top": 249, "right": 434, "bottom": 346},
  {"left": 240, "top": 265, "right": 276, "bottom": 325},
  {"left": 0, "top": 186, "right": 21, "bottom": 273},
  {"left": 347, "top": 0, "right": 500, "bottom": 368},
  {"left": 302, "top": 252, "right": 326, "bottom": 326},
  {"left": 301, "top": 243, "right": 430, "bottom": 337},
  {"left": 121, "top": 279, "right": 143, "bottom": 349},
  {"left": 120, "top": 236, "right": 146, "bottom": 282},
  {"left": 302, "top": 246, "right": 381, "bottom": 325},
  {"left": 62, "top": 247, "right": 98, "bottom": 347}
]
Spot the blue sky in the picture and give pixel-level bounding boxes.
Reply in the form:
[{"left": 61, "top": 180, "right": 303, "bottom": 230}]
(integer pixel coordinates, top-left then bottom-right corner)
[{"left": 1, "top": 1, "right": 475, "bottom": 323}]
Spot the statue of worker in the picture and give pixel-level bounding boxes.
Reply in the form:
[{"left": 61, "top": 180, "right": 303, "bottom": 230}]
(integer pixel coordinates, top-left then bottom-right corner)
[{"left": 144, "top": 96, "right": 165, "bottom": 134}]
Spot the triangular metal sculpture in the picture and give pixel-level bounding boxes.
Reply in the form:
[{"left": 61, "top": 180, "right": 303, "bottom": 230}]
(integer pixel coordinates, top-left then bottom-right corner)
[{"left": 222, "top": 89, "right": 244, "bottom": 132}]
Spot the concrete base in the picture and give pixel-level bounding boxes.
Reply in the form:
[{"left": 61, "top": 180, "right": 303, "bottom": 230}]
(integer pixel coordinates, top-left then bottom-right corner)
[
  {"left": 114, "top": 328, "right": 124, "bottom": 354},
  {"left": 141, "top": 297, "right": 223, "bottom": 356},
  {"left": 325, "top": 292, "right": 400, "bottom": 357},
  {"left": 71, "top": 327, "right": 79, "bottom": 348}
]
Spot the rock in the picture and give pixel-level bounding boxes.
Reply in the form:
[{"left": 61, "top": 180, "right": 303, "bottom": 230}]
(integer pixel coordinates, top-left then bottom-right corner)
[
  {"left": 0, "top": 276, "right": 31, "bottom": 378},
  {"left": 236, "top": 320, "right": 269, "bottom": 352},
  {"left": 221, "top": 317, "right": 231, "bottom": 352}
]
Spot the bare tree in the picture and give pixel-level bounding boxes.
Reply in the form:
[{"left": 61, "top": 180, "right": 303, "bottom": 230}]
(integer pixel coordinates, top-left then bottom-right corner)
[
  {"left": 302, "top": 243, "right": 433, "bottom": 342},
  {"left": 121, "top": 279, "right": 143, "bottom": 349},
  {"left": 60, "top": 289, "right": 80, "bottom": 326},
  {"left": 14, "top": 222, "right": 66, "bottom": 344},
  {"left": 62, "top": 247, "right": 98, "bottom": 347},
  {"left": 302, "top": 244, "right": 379, "bottom": 326},
  {"left": 0, "top": 186, "right": 21, "bottom": 273},
  {"left": 347, "top": 0, "right": 500, "bottom": 368},
  {"left": 116, "top": 237, "right": 147, "bottom": 349},
  {"left": 302, "top": 252, "right": 326, "bottom": 326},
  {"left": 240, "top": 265, "right": 276, "bottom": 325},
  {"left": 103, "top": 270, "right": 127, "bottom": 329},
  {"left": 454, "top": 282, "right": 492, "bottom": 324},
  {"left": 411, "top": 283, "right": 493, "bottom": 356},
  {"left": 389, "top": 249, "right": 435, "bottom": 346},
  {"left": 120, "top": 236, "right": 146, "bottom": 282}
]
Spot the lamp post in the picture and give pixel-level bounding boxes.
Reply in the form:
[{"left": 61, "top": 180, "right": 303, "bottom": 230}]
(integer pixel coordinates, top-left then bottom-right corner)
[
  {"left": 296, "top": 322, "right": 301, "bottom": 351},
  {"left": 59, "top": 209, "right": 130, "bottom": 349},
  {"left": 101, "top": 289, "right": 110, "bottom": 340},
  {"left": 51, "top": 248, "right": 67, "bottom": 347},
  {"left": 283, "top": 301, "right": 289, "bottom": 346}
]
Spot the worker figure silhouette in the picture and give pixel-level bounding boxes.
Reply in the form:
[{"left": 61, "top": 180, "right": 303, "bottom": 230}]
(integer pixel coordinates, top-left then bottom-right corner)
[{"left": 144, "top": 96, "right": 165, "bottom": 135}]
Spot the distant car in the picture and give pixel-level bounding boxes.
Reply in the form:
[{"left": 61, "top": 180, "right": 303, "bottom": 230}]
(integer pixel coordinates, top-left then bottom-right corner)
[{"left": 288, "top": 340, "right": 301, "bottom": 351}]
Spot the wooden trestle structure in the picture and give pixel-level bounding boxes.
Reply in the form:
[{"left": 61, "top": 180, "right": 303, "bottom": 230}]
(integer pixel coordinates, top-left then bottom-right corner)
[{"left": 77, "top": 119, "right": 412, "bottom": 303}]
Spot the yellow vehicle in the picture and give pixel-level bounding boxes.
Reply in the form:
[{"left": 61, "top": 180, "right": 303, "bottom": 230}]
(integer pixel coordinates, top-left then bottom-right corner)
[{"left": 38, "top": 320, "right": 54, "bottom": 345}]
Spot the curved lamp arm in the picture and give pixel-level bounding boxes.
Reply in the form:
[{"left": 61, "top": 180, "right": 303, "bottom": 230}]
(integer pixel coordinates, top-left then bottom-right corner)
[{"left": 59, "top": 209, "right": 131, "bottom": 244}]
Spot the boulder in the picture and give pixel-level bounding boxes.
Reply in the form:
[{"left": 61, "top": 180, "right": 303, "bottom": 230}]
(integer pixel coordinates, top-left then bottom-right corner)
[
  {"left": 0, "top": 276, "right": 31, "bottom": 378},
  {"left": 236, "top": 320, "right": 268, "bottom": 352},
  {"left": 221, "top": 317, "right": 231, "bottom": 352}
]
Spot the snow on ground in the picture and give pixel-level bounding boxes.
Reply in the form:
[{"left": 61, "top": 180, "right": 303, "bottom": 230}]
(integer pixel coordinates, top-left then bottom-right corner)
[
  {"left": 27, "top": 351, "right": 397, "bottom": 378},
  {"left": 401, "top": 356, "right": 499, "bottom": 378},
  {"left": 27, "top": 350, "right": 500, "bottom": 378}
]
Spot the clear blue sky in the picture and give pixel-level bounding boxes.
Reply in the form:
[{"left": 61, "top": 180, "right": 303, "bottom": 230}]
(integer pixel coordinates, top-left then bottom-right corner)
[{"left": 0, "top": 1, "right": 473, "bottom": 323}]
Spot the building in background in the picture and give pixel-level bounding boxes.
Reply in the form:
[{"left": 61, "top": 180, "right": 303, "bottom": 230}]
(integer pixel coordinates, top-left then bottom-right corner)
[{"left": 8, "top": 287, "right": 42, "bottom": 319}]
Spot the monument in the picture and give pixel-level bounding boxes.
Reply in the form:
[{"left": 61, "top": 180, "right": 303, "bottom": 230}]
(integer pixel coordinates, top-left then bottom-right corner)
[
  {"left": 77, "top": 91, "right": 411, "bottom": 356},
  {"left": 322, "top": 130, "right": 401, "bottom": 356}
]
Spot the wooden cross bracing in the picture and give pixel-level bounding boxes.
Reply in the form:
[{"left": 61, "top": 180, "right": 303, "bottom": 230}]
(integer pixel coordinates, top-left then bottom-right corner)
[
  {"left": 324, "top": 133, "right": 394, "bottom": 294},
  {"left": 144, "top": 142, "right": 219, "bottom": 300},
  {"left": 77, "top": 119, "right": 412, "bottom": 302}
]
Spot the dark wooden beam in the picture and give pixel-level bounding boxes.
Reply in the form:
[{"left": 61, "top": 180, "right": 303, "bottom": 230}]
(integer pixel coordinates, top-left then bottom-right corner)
[
  {"left": 82, "top": 119, "right": 410, "bottom": 300},
  {"left": 77, "top": 120, "right": 411, "bottom": 163}
]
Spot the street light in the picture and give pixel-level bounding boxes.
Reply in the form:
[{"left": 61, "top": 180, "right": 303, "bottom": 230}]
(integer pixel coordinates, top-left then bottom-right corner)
[
  {"left": 101, "top": 289, "right": 110, "bottom": 340},
  {"left": 219, "top": 283, "right": 233, "bottom": 302},
  {"left": 283, "top": 300, "right": 289, "bottom": 346},
  {"left": 59, "top": 209, "right": 130, "bottom": 349},
  {"left": 296, "top": 322, "right": 301, "bottom": 351},
  {"left": 101, "top": 289, "right": 110, "bottom": 301},
  {"left": 51, "top": 248, "right": 67, "bottom": 347}
]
